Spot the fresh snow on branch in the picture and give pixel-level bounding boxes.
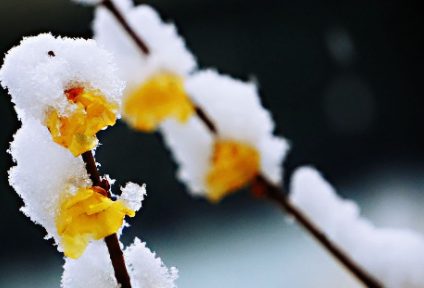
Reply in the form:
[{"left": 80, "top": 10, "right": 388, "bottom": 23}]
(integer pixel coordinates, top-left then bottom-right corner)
[
  {"left": 290, "top": 167, "right": 424, "bottom": 288},
  {"left": 62, "top": 239, "right": 178, "bottom": 288}
]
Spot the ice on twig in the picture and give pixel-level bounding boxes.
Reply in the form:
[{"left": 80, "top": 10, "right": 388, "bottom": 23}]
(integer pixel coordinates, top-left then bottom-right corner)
[{"left": 290, "top": 167, "right": 424, "bottom": 288}]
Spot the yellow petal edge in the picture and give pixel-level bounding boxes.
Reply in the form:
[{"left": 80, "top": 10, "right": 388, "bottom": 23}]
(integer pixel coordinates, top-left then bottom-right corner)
[
  {"left": 206, "top": 141, "right": 260, "bottom": 202},
  {"left": 56, "top": 186, "right": 135, "bottom": 259},
  {"left": 46, "top": 87, "right": 118, "bottom": 157},
  {"left": 123, "top": 73, "right": 194, "bottom": 132}
]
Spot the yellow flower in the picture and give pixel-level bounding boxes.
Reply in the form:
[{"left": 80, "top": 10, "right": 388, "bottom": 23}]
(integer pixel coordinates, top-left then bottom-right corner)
[
  {"left": 122, "top": 73, "right": 194, "bottom": 132},
  {"left": 206, "top": 141, "right": 260, "bottom": 202},
  {"left": 56, "top": 186, "right": 135, "bottom": 259},
  {"left": 46, "top": 87, "right": 118, "bottom": 157}
]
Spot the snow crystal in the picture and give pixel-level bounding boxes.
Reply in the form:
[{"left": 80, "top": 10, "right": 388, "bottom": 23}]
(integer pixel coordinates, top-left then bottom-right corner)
[
  {"left": 120, "top": 182, "right": 146, "bottom": 212},
  {"left": 290, "top": 167, "right": 424, "bottom": 288},
  {"left": 93, "top": 0, "right": 196, "bottom": 97},
  {"left": 8, "top": 121, "right": 90, "bottom": 248},
  {"left": 0, "top": 33, "right": 124, "bottom": 123},
  {"left": 125, "top": 238, "right": 179, "bottom": 288},
  {"left": 62, "top": 241, "right": 118, "bottom": 288},
  {"left": 62, "top": 238, "right": 178, "bottom": 288},
  {"left": 161, "top": 70, "right": 289, "bottom": 197}
]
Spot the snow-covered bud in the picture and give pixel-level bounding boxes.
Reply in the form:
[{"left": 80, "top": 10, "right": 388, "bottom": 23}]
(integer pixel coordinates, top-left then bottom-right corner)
[
  {"left": 93, "top": 0, "right": 197, "bottom": 131},
  {"left": 290, "top": 167, "right": 424, "bottom": 288},
  {"left": 0, "top": 33, "right": 124, "bottom": 156},
  {"left": 162, "top": 70, "right": 289, "bottom": 202}
]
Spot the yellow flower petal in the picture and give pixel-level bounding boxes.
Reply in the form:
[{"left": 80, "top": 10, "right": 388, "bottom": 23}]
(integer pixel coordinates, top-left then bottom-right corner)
[
  {"left": 123, "top": 73, "right": 194, "bottom": 132},
  {"left": 46, "top": 87, "right": 118, "bottom": 157},
  {"left": 206, "top": 141, "right": 260, "bottom": 202},
  {"left": 57, "top": 186, "right": 135, "bottom": 259}
]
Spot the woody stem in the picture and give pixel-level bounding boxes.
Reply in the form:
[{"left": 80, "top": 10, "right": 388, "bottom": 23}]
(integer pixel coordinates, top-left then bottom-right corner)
[{"left": 81, "top": 151, "right": 132, "bottom": 288}]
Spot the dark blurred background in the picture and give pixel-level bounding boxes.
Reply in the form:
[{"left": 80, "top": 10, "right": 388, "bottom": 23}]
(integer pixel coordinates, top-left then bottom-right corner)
[{"left": 1, "top": 0, "right": 424, "bottom": 287}]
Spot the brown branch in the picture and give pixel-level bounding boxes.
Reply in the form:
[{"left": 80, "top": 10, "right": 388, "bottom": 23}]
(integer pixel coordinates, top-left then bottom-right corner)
[
  {"left": 255, "top": 175, "right": 384, "bottom": 288},
  {"left": 194, "top": 106, "right": 218, "bottom": 135},
  {"left": 105, "top": 234, "right": 132, "bottom": 288},
  {"left": 82, "top": 151, "right": 101, "bottom": 186},
  {"left": 81, "top": 151, "right": 132, "bottom": 288},
  {"left": 101, "top": 0, "right": 150, "bottom": 55}
]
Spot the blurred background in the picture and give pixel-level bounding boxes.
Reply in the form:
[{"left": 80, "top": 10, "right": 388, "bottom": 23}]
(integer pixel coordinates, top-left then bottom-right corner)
[{"left": 1, "top": 0, "right": 424, "bottom": 287}]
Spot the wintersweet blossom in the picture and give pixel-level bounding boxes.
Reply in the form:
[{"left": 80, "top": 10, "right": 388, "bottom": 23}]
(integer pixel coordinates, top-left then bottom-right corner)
[
  {"left": 162, "top": 70, "right": 289, "bottom": 202},
  {"left": 0, "top": 33, "right": 123, "bottom": 156},
  {"left": 57, "top": 186, "right": 135, "bottom": 259},
  {"left": 290, "top": 167, "right": 424, "bottom": 288},
  {"left": 93, "top": 0, "right": 197, "bottom": 131},
  {"left": 62, "top": 239, "right": 178, "bottom": 288}
]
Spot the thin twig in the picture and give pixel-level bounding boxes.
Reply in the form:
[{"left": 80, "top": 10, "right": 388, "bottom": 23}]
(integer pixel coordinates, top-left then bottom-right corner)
[
  {"left": 81, "top": 151, "right": 132, "bottom": 288},
  {"left": 255, "top": 175, "right": 383, "bottom": 288},
  {"left": 101, "top": 0, "right": 150, "bottom": 55},
  {"left": 105, "top": 234, "right": 132, "bottom": 288},
  {"left": 195, "top": 106, "right": 218, "bottom": 134}
]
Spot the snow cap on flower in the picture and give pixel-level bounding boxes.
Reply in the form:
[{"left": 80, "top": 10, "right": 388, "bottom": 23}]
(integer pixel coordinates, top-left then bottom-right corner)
[
  {"left": 290, "top": 167, "right": 424, "bottom": 288},
  {"left": 8, "top": 121, "right": 91, "bottom": 248},
  {"left": 0, "top": 33, "right": 123, "bottom": 122},
  {"left": 62, "top": 239, "right": 178, "bottom": 288},
  {"left": 94, "top": 0, "right": 197, "bottom": 131},
  {"left": 161, "top": 70, "right": 289, "bottom": 202},
  {"left": 0, "top": 33, "right": 124, "bottom": 156}
]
